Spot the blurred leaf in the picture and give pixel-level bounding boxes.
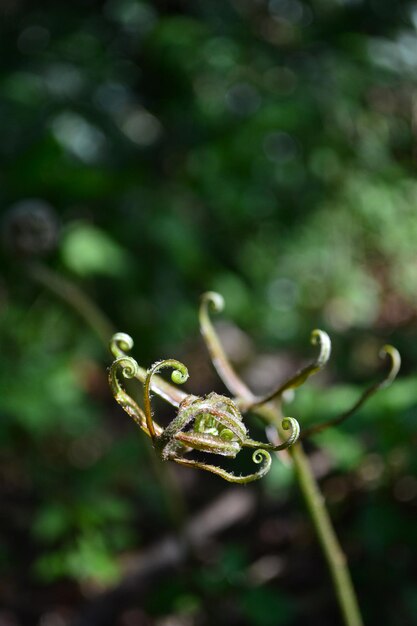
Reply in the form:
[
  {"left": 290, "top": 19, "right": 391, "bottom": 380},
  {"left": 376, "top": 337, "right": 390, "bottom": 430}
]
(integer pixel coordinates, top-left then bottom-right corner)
[
  {"left": 32, "top": 504, "right": 70, "bottom": 543},
  {"left": 61, "top": 222, "right": 129, "bottom": 277},
  {"left": 316, "top": 429, "right": 364, "bottom": 471},
  {"left": 34, "top": 532, "right": 120, "bottom": 584},
  {"left": 264, "top": 458, "right": 294, "bottom": 494}
]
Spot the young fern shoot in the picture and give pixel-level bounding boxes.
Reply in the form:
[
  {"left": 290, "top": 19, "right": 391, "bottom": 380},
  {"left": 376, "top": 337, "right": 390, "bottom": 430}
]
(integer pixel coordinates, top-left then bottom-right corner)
[
  {"left": 109, "top": 292, "right": 400, "bottom": 485},
  {"left": 108, "top": 335, "right": 300, "bottom": 484}
]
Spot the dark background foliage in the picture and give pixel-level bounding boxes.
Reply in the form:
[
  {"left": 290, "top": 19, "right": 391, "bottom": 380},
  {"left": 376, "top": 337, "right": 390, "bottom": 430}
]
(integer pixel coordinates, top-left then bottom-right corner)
[{"left": 1, "top": 1, "right": 417, "bottom": 625}]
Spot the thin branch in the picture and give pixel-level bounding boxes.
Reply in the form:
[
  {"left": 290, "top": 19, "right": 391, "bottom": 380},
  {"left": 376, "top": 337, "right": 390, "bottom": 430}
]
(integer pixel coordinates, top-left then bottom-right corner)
[
  {"left": 199, "top": 292, "right": 254, "bottom": 402},
  {"left": 252, "top": 403, "right": 363, "bottom": 626},
  {"left": 29, "top": 265, "right": 188, "bottom": 529},
  {"left": 300, "top": 344, "right": 401, "bottom": 439},
  {"left": 245, "top": 329, "right": 331, "bottom": 410},
  {"left": 29, "top": 262, "right": 115, "bottom": 346},
  {"left": 173, "top": 449, "right": 272, "bottom": 484},
  {"left": 291, "top": 443, "right": 363, "bottom": 626}
]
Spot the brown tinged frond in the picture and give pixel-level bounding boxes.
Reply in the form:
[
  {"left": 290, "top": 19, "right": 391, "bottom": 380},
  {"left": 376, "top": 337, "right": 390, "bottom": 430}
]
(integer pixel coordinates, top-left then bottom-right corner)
[
  {"left": 199, "top": 292, "right": 254, "bottom": 402},
  {"left": 108, "top": 332, "right": 300, "bottom": 483}
]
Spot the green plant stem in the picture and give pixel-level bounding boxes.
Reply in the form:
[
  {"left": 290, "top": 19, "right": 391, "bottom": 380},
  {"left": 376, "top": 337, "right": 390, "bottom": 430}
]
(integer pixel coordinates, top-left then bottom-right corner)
[
  {"left": 256, "top": 402, "right": 363, "bottom": 626},
  {"left": 28, "top": 261, "right": 187, "bottom": 531},
  {"left": 291, "top": 443, "right": 363, "bottom": 626},
  {"left": 29, "top": 262, "right": 115, "bottom": 346}
]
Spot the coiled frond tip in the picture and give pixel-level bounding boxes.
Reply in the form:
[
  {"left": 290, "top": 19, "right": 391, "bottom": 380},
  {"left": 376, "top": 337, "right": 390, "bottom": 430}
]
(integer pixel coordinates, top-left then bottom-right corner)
[
  {"left": 202, "top": 291, "right": 225, "bottom": 313},
  {"left": 110, "top": 332, "right": 134, "bottom": 358},
  {"left": 379, "top": 344, "right": 401, "bottom": 389},
  {"left": 311, "top": 329, "right": 332, "bottom": 368}
]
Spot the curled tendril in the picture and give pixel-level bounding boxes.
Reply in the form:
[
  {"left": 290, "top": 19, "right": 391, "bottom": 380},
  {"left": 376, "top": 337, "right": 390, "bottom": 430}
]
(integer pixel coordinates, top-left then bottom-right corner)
[
  {"left": 243, "top": 416, "right": 300, "bottom": 451},
  {"left": 202, "top": 291, "right": 225, "bottom": 313},
  {"left": 301, "top": 344, "right": 401, "bottom": 439},
  {"left": 110, "top": 332, "right": 188, "bottom": 407},
  {"left": 247, "top": 329, "right": 332, "bottom": 409},
  {"left": 311, "top": 329, "right": 332, "bottom": 369},
  {"left": 109, "top": 356, "right": 158, "bottom": 435},
  {"left": 281, "top": 416, "right": 301, "bottom": 446},
  {"left": 379, "top": 345, "right": 401, "bottom": 389},
  {"left": 116, "top": 356, "right": 139, "bottom": 379},
  {"left": 110, "top": 332, "right": 134, "bottom": 359},
  {"left": 173, "top": 448, "right": 272, "bottom": 484},
  {"left": 144, "top": 359, "right": 189, "bottom": 439}
]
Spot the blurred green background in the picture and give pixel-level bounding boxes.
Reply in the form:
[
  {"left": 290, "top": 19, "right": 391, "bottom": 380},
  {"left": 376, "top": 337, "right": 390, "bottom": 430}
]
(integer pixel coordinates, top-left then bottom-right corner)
[{"left": 1, "top": 0, "right": 417, "bottom": 625}]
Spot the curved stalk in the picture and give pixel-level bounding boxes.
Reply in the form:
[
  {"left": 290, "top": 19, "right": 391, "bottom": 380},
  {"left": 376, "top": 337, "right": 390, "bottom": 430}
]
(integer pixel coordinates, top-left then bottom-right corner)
[
  {"left": 253, "top": 402, "right": 363, "bottom": 626},
  {"left": 243, "top": 416, "right": 300, "bottom": 451},
  {"left": 144, "top": 359, "right": 189, "bottom": 439},
  {"left": 301, "top": 344, "right": 401, "bottom": 439},
  {"left": 173, "top": 449, "right": 272, "bottom": 484},
  {"left": 199, "top": 292, "right": 254, "bottom": 400},
  {"left": 247, "top": 329, "right": 331, "bottom": 409},
  {"left": 29, "top": 264, "right": 188, "bottom": 529},
  {"left": 29, "top": 262, "right": 114, "bottom": 346}
]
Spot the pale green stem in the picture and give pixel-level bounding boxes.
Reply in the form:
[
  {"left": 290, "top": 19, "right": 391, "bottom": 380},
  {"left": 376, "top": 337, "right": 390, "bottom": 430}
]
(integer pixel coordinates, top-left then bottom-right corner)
[
  {"left": 29, "top": 262, "right": 115, "bottom": 346},
  {"left": 29, "top": 264, "right": 187, "bottom": 404},
  {"left": 255, "top": 403, "right": 363, "bottom": 626},
  {"left": 291, "top": 443, "right": 363, "bottom": 626},
  {"left": 28, "top": 261, "right": 187, "bottom": 530}
]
